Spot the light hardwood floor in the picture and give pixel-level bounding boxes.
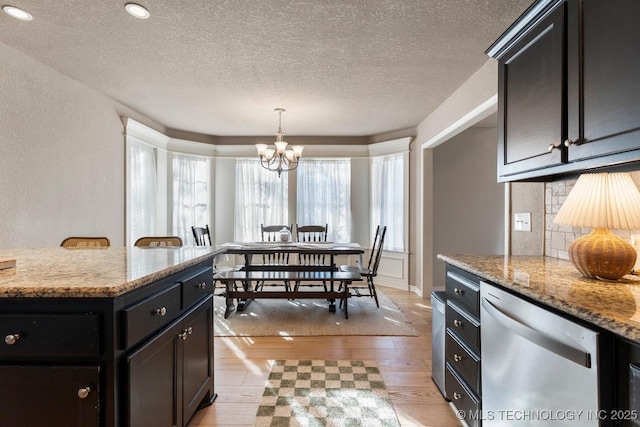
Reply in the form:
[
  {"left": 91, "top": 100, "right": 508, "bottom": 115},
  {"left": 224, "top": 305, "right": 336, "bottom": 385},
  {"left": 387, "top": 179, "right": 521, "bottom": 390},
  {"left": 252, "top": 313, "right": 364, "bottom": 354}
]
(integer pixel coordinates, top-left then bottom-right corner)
[{"left": 190, "top": 285, "right": 462, "bottom": 426}]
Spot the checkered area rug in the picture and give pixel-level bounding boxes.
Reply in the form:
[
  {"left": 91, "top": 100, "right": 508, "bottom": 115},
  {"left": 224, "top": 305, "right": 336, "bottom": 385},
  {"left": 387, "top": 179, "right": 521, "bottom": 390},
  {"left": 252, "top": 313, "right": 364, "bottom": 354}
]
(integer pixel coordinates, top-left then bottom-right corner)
[{"left": 254, "top": 360, "right": 401, "bottom": 427}]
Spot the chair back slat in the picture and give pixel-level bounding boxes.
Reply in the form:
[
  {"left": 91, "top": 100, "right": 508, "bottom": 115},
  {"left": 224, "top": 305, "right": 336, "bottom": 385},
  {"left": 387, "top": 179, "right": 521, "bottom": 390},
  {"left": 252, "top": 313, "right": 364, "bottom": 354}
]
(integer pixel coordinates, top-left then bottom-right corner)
[
  {"left": 295, "top": 224, "right": 328, "bottom": 265},
  {"left": 191, "top": 225, "right": 212, "bottom": 246},
  {"left": 368, "top": 225, "right": 387, "bottom": 275},
  {"left": 61, "top": 237, "right": 110, "bottom": 248},
  {"left": 261, "top": 224, "right": 292, "bottom": 264},
  {"left": 135, "top": 236, "right": 183, "bottom": 247}
]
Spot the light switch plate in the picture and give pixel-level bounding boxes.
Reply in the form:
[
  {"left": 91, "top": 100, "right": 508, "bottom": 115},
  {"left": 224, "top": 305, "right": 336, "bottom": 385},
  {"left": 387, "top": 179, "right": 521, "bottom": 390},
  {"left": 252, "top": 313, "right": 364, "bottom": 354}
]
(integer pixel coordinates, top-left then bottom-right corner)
[{"left": 514, "top": 213, "right": 531, "bottom": 232}]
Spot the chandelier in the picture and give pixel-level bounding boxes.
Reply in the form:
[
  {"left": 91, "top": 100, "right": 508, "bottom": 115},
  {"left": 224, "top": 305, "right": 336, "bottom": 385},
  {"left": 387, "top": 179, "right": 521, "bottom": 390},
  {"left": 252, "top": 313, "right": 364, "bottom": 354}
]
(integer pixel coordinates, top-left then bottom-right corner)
[{"left": 255, "top": 108, "right": 304, "bottom": 177}]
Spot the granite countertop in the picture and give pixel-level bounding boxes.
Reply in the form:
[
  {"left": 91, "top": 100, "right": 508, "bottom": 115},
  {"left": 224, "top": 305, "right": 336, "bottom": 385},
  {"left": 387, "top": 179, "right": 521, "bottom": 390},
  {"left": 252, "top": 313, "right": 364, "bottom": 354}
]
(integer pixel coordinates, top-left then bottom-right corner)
[
  {"left": 0, "top": 246, "right": 227, "bottom": 298},
  {"left": 438, "top": 254, "right": 640, "bottom": 343}
]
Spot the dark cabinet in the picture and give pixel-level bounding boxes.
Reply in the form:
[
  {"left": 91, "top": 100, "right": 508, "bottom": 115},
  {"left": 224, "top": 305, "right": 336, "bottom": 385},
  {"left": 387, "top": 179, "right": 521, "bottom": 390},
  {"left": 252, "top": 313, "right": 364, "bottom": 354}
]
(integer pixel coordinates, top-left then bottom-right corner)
[
  {"left": 615, "top": 337, "right": 640, "bottom": 427},
  {"left": 566, "top": 0, "right": 640, "bottom": 163},
  {"left": 0, "top": 365, "right": 99, "bottom": 427},
  {"left": 128, "top": 320, "right": 182, "bottom": 427},
  {"left": 496, "top": 0, "right": 566, "bottom": 179},
  {"left": 444, "top": 265, "right": 482, "bottom": 427},
  {"left": 489, "top": 0, "right": 640, "bottom": 182},
  {"left": 127, "top": 296, "right": 214, "bottom": 427},
  {"left": 182, "top": 298, "right": 214, "bottom": 422},
  {"left": 0, "top": 262, "right": 215, "bottom": 427}
]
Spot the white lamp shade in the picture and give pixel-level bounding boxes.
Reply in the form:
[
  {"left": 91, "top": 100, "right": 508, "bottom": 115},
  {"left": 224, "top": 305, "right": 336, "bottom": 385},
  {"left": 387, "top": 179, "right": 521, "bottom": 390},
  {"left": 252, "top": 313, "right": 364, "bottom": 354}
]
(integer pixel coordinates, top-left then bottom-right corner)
[
  {"left": 284, "top": 150, "right": 295, "bottom": 162},
  {"left": 292, "top": 145, "right": 304, "bottom": 158},
  {"left": 264, "top": 148, "right": 275, "bottom": 161},
  {"left": 554, "top": 172, "right": 640, "bottom": 230},
  {"left": 274, "top": 141, "right": 288, "bottom": 154},
  {"left": 255, "top": 143, "right": 268, "bottom": 156}
]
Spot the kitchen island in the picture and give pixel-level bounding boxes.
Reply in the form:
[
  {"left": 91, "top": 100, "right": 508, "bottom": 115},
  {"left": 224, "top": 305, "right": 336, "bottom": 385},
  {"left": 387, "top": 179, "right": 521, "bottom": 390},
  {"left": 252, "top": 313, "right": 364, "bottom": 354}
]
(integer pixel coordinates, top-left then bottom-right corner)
[
  {"left": 0, "top": 246, "right": 226, "bottom": 427},
  {"left": 438, "top": 254, "right": 640, "bottom": 426}
]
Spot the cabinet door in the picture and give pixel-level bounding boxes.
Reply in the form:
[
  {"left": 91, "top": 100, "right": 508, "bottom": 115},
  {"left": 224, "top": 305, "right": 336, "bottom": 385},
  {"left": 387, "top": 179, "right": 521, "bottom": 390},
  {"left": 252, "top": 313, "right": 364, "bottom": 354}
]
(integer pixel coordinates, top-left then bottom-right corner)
[
  {"left": 497, "top": 2, "right": 566, "bottom": 181},
  {"left": 567, "top": 0, "right": 640, "bottom": 162},
  {"left": 615, "top": 337, "right": 640, "bottom": 427},
  {"left": 0, "top": 365, "right": 99, "bottom": 427},
  {"left": 127, "top": 320, "right": 183, "bottom": 427},
  {"left": 182, "top": 297, "right": 214, "bottom": 424}
]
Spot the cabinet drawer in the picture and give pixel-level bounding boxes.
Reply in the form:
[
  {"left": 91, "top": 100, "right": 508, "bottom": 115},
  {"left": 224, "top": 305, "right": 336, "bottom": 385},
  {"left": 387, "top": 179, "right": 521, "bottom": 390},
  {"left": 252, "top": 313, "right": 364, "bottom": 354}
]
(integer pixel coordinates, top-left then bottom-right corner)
[
  {"left": 181, "top": 267, "right": 213, "bottom": 309},
  {"left": 446, "top": 269, "right": 480, "bottom": 317},
  {"left": 446, "top": 365, "right": 481, "bottom": 427},
  {"left": 446, "top": 301, "right": 480, "bottom": 353},
  {"left": 0, "top": 314, "right": 100, "bottom": 359},
  {"left": 122, "top": 283, "right": 181, "bottom": 349},
  {"left": 446, "top": 330, "right": 480, "bottom": 395}
]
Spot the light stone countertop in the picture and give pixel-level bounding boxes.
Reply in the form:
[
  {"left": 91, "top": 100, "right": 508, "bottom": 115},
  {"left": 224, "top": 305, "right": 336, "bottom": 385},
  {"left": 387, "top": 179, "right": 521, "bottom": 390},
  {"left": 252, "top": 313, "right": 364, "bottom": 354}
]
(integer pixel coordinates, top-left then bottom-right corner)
[
  {"left": 438, "top": 254, "right": 640, "bottom": 343},
  {"left": 0, "top": 246, "right": 226, "bottom": 298}
]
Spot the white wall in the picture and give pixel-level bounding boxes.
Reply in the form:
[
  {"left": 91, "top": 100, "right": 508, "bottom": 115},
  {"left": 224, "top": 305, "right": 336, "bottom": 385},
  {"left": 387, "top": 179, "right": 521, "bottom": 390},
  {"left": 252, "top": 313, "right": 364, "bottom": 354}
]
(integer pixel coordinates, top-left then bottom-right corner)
[
  {"left": 0, "top": 42, "right": 163, "bottom": 247},
  {"left": 432, "top": 127, "right": 505, "bottom": 289},
  {"left": 412, "top": 59, "right": 499, "bottom": 297}
]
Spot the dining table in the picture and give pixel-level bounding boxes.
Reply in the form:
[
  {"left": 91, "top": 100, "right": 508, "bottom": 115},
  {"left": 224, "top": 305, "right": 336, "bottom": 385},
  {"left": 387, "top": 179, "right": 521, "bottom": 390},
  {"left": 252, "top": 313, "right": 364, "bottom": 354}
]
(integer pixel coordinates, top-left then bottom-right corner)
[{"left": 215, "top": 242, "right": 365, "bottom": 318}]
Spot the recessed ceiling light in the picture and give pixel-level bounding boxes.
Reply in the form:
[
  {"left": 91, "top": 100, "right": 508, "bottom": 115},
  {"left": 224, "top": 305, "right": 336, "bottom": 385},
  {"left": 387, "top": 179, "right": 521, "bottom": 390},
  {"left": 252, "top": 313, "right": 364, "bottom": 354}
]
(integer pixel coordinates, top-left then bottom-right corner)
[
  {"left": 125, "top": 3, "right": 150, "bottom": 19},
  {"left": 3, "top": 5, "right": 33, "bottom": 21}
]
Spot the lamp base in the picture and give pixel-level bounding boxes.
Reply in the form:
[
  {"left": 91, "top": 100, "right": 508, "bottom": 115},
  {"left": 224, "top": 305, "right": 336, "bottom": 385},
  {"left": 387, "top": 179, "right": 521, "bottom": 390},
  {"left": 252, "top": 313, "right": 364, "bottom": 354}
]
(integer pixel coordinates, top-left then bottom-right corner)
[{"left": 568, "top": 228, "right": 636, "bottom": 281}]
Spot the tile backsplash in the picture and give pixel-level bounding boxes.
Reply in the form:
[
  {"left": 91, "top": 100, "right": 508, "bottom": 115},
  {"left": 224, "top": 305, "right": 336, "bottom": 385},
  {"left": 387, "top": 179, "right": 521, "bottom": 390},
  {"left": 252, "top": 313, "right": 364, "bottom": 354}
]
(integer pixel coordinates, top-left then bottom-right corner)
[{"left": 545, "top": 172, "right": 640, "bottom": 260}]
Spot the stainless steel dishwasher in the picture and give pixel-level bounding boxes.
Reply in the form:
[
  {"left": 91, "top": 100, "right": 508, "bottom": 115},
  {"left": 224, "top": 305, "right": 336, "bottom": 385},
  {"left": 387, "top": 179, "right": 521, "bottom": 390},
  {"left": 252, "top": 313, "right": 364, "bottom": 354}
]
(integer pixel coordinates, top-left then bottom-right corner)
[
  {"left": 431, "top": 291, "right": 446, "bottom": 397},
  {"left": 481, "top": 282, "right": 612, "bottom": 426}
]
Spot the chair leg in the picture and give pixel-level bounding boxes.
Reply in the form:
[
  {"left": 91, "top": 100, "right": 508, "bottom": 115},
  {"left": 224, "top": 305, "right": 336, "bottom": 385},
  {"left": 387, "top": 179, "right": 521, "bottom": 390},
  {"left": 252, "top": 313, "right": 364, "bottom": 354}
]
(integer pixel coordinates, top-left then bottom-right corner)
[{"left": 368, "top": 277, "right": 379, "bottom": 307}]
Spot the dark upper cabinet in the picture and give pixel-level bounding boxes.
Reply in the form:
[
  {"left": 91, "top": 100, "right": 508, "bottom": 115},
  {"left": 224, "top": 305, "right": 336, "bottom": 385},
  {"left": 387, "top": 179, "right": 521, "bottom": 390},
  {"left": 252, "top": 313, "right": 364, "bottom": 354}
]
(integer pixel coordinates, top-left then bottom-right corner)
[
  {"left": 567, "top": 0, "right": 640, "bottom": 162},
  {"left": 497, "top": 1, "right": 566, "bottom": 180},
  {"left": 489, "top": 0, "right": 640, "bottom": 182}
]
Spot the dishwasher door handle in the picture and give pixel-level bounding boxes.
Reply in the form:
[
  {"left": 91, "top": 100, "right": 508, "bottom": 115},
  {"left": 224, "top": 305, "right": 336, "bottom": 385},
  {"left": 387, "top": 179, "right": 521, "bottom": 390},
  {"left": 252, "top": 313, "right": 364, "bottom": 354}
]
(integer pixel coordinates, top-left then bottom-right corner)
[{"left": 481, "top": 297, "right": 592, "bottom": 368}]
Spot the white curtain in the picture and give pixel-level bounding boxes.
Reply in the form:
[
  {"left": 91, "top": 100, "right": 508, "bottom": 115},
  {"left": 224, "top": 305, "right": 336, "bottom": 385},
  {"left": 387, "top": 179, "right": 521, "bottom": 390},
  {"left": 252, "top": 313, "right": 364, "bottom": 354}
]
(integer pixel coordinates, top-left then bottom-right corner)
[
  {"left": 371, "top": 154, "right": 404, "bottom": 251},
  {"left": 172, "top": 154, "right": 210, "bottom": 246},
  {"left": 234, "top": 159, "right": 288, "bottom": 242},
  {"left": 129, "top": 141, "right": 157, "bottom": 244},
  {"left": 296, "top": 159, "right": 351, "bottom": 243}
]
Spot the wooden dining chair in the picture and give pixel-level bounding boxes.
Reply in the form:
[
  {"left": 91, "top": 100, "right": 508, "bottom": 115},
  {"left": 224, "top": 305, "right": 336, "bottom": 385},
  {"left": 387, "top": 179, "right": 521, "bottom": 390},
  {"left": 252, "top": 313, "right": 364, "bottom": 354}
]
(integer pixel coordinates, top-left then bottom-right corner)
[
  {"left": 257, "top": 224, "right": 293, "bottom": 292},
  {"left": 340, "top": 225, "right": 387, "bottom": 307},
  {"left": 134, "top": 236, "right": 183, "bottom": 247},
  {"left": 191, "top": 225, "right": 212, "bottom": 246},
  {"left": 294, "top": 224, "right": 329, "bottom": 291},
  {"left": 60, "top": 236, "right": 110, "bottom": 248}
]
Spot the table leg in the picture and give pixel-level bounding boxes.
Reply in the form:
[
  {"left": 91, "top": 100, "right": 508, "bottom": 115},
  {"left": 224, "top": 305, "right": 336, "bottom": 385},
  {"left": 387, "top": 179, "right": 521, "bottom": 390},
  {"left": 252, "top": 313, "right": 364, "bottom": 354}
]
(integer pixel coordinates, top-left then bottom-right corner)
[
  {"left": 224, "top": 280, "right": 235, "bottom": 319},
  {"left": 236, "top": 280, "right": 254, "bottom": 312},
  {"left": 343, "top": 281, "right": 350, "bottom": 319},
  {"left": 327, "top": 276, "right": 336, "bottom": 312}
]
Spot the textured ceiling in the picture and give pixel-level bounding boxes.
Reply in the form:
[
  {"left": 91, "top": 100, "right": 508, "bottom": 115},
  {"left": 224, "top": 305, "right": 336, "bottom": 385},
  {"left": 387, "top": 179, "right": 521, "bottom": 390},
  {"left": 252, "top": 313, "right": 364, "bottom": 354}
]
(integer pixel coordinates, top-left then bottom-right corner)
[{"left": 0, "top": 0, "right": 531, "bottom": 137}]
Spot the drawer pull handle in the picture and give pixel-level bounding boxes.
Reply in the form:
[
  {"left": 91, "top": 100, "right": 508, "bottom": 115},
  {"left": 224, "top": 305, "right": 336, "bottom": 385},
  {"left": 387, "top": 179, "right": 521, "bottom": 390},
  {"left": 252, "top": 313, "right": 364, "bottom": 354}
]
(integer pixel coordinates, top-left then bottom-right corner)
[
  {"left": 154, "top": 307, "right": 167, "bottom": 316},
  {"left": 197, "top": 282, "right": 207, "bottom": 289},
  {"left": 453, "top": 392, "right": 462, "bottom": 400},
  {"left": 547, "top": 142, "right": 562, "bottom": 152},
  {"left": 453, "top": 320, "right": 463, "bottom": 327},
  {"left": 4, "top": 334, "right": 20, "bottom": 345},
  {"left": 454, "top": 288, "right": 463, "bottom": 295},
  {"left": 78, "top": 387, "right": 91, "bottom": 399},
  {"left": 454, "top": 354, "right": 463, "bottom": 362}
]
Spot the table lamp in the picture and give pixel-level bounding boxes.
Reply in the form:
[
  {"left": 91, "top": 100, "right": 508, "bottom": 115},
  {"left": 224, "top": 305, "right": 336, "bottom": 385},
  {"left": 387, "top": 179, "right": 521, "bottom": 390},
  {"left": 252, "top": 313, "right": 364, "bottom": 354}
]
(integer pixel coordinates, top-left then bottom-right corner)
[{"left": 553, "top": 172, "right": 640, "bottom": 281}]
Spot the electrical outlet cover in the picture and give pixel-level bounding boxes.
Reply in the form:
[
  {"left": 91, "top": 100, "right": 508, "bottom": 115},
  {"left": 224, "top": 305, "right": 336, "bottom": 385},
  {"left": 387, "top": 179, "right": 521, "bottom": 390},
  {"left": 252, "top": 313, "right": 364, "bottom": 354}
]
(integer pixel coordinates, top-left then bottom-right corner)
[{"left": 514, "top": 213, "right": 531, "bottom": 232}]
